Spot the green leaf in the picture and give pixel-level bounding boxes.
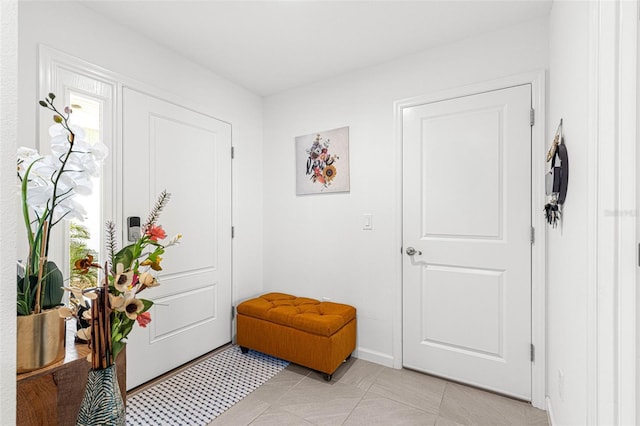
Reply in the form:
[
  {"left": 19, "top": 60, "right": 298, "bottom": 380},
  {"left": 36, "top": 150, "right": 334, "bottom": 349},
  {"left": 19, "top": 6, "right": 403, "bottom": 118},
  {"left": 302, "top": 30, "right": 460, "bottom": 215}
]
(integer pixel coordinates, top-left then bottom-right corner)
[
  {"left": 38, "top": 100, "right": 47, "bottom": 107},
  {"left": 41, "top": 261, "right": 64, "bottom": 310},
  {"left": 140, "top": 298, "right": 154, "bottom": 313},
  {"left": 112, "top": 340, "right": 126, "bottom": 361},
  {"left": 113, "top": 244, "right": 136, "bottom": 272},
  {"left": 17, "top": 300, "right": 30, "bottom": 316},
  {"left": 48, "top": 92, "right": 56, "bottom": 100},
  {"left": 17, "top": 275, "right": 38, "bottom": 315}
]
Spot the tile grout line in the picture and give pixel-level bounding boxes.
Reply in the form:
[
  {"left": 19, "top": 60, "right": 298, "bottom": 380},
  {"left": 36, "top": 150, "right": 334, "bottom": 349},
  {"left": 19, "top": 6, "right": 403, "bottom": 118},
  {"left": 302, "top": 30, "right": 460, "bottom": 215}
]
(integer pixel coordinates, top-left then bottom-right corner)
[
  {"left": 251, "top": 367, "right": 313, "bottom": 424},
  {"left": 339, "top": 386, "right": 368, "bottom": 425},
  {"left": 435, "top": 381, "right": 451, "bottom": 424}
]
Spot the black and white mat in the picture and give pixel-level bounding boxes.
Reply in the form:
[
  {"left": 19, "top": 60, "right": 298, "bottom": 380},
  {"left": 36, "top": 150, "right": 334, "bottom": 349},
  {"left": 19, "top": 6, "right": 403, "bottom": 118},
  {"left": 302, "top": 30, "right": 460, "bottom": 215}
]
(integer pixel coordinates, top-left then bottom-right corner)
[{"left": 126, "top": 346, "right": 289, "bottom": 425}]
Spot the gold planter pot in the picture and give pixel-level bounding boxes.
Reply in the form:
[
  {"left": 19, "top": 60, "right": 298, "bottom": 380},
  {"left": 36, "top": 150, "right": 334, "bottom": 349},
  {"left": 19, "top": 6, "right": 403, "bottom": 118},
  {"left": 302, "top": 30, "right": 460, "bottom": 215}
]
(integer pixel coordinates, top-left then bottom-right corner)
[{"left": 17, "top": 309, "right": 66, "bottom": 373}]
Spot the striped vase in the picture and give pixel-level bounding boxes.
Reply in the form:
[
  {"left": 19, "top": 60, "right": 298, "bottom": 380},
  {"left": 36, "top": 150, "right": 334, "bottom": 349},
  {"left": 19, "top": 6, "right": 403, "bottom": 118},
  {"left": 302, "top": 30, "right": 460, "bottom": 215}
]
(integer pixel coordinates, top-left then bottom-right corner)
[{"left": 76, "top": 364, "right": 125, "bottom": 426}]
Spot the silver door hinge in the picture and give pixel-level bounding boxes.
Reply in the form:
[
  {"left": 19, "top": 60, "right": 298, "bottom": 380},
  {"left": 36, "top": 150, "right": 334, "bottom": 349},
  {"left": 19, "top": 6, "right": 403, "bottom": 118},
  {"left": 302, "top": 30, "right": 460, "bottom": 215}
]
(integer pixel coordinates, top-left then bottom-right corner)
[
  {"left": 530, "top": 226, "right": 535, "bottom": 244},
  {"left": 232, "top": 226, "right": 235, "bottom": 238},
  {"left": 231, "top": 305, "right": 235, "bottom": 320},
  {"left": 231, "top": 146, "right": 235, "bottom": 159},
  {"left": 531, "top": 343, "right": 535, "bottom": 362},
  {"left": 530, "top": 108, "right": 535, "bottom": 126}
]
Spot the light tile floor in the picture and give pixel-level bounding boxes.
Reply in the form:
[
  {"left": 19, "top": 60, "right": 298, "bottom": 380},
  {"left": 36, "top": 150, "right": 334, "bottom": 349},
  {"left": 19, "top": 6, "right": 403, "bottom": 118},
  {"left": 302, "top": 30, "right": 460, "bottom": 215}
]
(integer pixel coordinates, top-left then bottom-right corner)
[{"left": 209, "top": 357, "right": 548, "bottom": 426}]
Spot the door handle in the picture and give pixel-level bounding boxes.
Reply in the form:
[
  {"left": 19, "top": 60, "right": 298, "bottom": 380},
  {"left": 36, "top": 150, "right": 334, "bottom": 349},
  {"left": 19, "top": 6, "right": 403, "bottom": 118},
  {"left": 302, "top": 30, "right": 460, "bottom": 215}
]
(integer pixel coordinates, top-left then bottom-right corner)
[{"left": 406, "top": 247, "right": 422, "bottom": 256}]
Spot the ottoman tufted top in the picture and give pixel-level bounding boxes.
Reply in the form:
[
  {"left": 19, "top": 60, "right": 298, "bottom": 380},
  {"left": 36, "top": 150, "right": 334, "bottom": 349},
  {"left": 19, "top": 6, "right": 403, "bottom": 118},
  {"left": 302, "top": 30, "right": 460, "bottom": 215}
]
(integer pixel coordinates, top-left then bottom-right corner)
[{"left": 237, "top": 292, "right": 356, "bottom": 337}]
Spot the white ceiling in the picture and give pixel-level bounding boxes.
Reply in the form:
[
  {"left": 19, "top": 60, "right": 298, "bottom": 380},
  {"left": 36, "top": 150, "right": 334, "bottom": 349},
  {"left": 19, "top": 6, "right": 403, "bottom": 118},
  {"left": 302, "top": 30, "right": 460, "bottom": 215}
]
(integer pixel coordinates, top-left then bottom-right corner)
[{"left": 80, "top": 0, "right": 552, "bottom": 96}]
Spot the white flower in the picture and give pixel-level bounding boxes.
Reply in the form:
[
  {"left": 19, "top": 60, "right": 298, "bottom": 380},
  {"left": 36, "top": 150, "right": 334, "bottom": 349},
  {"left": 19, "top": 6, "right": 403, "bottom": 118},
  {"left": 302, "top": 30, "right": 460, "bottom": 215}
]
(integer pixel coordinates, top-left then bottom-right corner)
[
  {"left": 63, "top": 286, "right": 85, "bottom": 302},
  {"left": 77, "top": 327, "right": 91, "bottom": 342},
  {"left": 91, "top": 142, "right": 109, "bottom": 161},
  {"left": 109, "top": 293, "right": 125, "bottom": 310},
  {"left": 19, "top": 123, "right": 107, "bottom": 225},
  {"left": 113, "top": 263, "right": 134, "bottom": 292},
  {"left": 116, "top": 296, "right": 144, "bottom": 320},
  {"left": 49, "top": 122, "right": 86, "bottom": 140},
  {"left": 58, "top": 306, "right": 74, "bottom": 318},
  {"left": 17, "top": 147, "right": 41, "bottom": 177},
  {"left": 138, "top": 272, "right": 159, "bottom": 288}
]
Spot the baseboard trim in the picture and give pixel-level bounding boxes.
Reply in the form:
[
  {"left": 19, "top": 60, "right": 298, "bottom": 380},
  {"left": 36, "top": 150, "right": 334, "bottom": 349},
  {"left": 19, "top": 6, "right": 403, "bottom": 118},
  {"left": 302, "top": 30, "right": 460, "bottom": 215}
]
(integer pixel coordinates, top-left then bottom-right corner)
[
  {"left": 356, "top": 347, "right": 395, "bottom": 368},
  {"left": 546, "top": 396, "right": 556, "bottom": 426}
]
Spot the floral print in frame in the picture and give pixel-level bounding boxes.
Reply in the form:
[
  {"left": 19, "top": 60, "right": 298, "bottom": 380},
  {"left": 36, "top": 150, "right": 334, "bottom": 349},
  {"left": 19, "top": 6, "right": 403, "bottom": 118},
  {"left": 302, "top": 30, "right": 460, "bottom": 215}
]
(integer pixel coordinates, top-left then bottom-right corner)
[{"left": 295, "top": 126, "right": 350, "bottom": 195}]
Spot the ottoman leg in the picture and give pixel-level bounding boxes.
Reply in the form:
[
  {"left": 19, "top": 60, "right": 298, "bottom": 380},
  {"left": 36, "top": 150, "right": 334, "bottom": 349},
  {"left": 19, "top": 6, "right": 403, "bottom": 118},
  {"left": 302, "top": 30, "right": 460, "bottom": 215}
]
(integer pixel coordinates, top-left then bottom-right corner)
[
  {"left": 240, "top": 346, "right": 249, "bottom": 354},
  {"left": 322, "top": 373, "right": 333, "bottom": 382}
]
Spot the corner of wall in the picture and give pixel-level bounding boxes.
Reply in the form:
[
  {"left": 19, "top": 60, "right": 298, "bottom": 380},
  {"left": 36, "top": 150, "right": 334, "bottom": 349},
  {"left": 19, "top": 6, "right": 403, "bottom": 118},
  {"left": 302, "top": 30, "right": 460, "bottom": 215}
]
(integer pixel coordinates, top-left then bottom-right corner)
[
  {"left": 0, "top": 0, "right": 18, "bottom": 423},
  {"left": 546, "top": 397, "right": 556, "bottom": 426}
]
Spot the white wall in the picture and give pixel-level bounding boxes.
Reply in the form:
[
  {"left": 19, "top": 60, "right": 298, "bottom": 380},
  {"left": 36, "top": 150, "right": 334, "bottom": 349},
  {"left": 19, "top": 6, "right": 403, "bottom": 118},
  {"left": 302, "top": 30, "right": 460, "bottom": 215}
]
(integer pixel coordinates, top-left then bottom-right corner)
[
  {"left": 17, "top": 2, "right": 264, "bottom": 305},
  {"left": 546, "top": 1, "right": 590, "bottom": 424},
  {"left": 0, "top": 1, "right": 18, "bottom": 423},
  {"left": 262, "top": 18, "right": 549, "bottom": 366}
]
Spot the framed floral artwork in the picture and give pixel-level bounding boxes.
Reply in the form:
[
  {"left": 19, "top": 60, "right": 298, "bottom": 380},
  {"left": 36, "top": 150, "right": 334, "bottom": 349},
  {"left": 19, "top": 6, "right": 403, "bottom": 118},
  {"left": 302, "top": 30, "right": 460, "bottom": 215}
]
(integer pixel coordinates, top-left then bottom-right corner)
[{"left": 295, "top": 126, "right": 350, "bottom": 195}]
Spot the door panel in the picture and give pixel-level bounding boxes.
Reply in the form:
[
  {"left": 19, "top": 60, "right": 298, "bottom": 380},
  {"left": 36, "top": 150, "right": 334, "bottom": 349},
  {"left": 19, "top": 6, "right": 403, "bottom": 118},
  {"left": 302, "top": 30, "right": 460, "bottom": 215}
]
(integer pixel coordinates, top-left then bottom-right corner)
[
  {"left": 421, "top": 107, "right": 503, "bottom": 239},
  {"left": 421, "top": 265, "right": 504, "bottom": 356},
  {"left": 123, "top": 88, "right": 232, "bottom": 389},
  {"left": 403, "top": 85, "right": 532, "bottom": 400}
]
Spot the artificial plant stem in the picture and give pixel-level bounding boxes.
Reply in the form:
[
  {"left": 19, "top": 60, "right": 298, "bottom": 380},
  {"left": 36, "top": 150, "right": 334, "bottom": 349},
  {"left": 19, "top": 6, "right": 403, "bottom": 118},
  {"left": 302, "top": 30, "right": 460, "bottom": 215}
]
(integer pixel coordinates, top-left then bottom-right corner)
[
  {"left": 20, "top": 160, "right": 38, "bottom": 250},
  {"left": 40, "top": 98, "right": 76, "bottom": 258},
  {"left": 103, "top": 262, "right": 115, "bottom": 367},
  {"left": 33, "top": 221, "right": 48, "bottom": 314},
  {"left": 91, "top": 299, "right": 99, "bottom": 369},
  {"left": 104, "top": 267, "right": 113, "bottom": 366},
  {"left": 103, "top": 287, "right": 111, "bottom": 367},
  {"left": 97, "top": 288, "right": 106, "bottom": 369},
  {"left": 43, "top": 130, "right": 74, "bottom": 258},
  {"left": 20, "top": 160, "right": 42, "bottom": 281}
]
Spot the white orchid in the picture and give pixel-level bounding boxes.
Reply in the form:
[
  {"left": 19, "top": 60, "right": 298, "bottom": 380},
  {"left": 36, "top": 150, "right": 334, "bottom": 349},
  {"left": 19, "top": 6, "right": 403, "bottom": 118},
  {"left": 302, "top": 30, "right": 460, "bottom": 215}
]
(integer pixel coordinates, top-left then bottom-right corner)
[
  {"left": 19, "top": 128, "right": 107, "bottom": 220},
  {"left": 17, "top": 93, "right": 108, "bottom": 316}
]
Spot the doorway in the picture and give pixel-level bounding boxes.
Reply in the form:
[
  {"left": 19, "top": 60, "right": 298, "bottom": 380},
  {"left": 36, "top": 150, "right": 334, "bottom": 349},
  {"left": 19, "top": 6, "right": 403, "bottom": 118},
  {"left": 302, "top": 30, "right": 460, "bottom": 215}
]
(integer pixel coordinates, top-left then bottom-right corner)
[
  {"left": 398, "top": 78, "right": 543, "bottom": 402},
  {"left": 39, "top": 48, "right": 234, "bottom": 391},
  {"left": 122, "top": 88, "right": 233, "bottom": 389}
]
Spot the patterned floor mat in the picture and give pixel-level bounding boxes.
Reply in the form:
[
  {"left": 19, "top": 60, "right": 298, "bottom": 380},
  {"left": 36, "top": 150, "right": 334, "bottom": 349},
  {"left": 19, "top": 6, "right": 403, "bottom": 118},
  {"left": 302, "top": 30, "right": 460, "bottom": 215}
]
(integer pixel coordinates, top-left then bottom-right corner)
[{"left": 126, "top": 346, "right": 289, "bottom": 425}]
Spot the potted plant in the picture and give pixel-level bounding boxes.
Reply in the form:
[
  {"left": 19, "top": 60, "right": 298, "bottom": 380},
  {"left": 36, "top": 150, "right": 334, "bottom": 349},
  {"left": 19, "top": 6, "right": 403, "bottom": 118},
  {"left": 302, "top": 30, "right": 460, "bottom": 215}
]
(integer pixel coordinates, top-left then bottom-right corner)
[{"left": 16, "top": 93, "right": 107, "bottom": 373}]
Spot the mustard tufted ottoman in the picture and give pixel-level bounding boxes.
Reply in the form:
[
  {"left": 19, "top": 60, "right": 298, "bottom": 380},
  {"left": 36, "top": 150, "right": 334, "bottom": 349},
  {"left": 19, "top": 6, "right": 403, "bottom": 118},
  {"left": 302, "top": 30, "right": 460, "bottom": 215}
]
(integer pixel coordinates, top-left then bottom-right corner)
[{"left": 236, "top": 292, "right": 356, "bottom": 381}]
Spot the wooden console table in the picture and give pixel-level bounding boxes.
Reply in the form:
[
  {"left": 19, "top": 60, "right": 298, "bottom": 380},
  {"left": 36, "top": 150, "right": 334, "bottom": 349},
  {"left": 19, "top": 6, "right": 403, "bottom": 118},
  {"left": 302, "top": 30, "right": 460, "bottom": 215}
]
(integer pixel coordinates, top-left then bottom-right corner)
[{"left": 16, "top": 322, "right": 126, "bottom": 426}]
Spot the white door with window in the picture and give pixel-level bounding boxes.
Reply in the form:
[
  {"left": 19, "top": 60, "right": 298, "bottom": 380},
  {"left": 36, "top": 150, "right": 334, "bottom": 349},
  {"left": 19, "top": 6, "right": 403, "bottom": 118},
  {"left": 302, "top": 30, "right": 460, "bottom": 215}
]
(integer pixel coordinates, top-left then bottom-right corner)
[
  {"left": 123, "top": 88, "right": 232, "bottom": 389},
  {"left": 402, "top": 84, "right": 532, "bottom": 400}
]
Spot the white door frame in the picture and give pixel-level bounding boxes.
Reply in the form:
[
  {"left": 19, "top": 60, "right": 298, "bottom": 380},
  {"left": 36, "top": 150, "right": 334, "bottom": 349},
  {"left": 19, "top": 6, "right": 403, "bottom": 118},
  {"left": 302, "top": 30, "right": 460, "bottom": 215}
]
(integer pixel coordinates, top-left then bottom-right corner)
[
  {"left": 38, "top": 46, "right": 119, "bottom": 280},
  {"left": 393, "top": 70, "right": 546, "bottom": 409}
]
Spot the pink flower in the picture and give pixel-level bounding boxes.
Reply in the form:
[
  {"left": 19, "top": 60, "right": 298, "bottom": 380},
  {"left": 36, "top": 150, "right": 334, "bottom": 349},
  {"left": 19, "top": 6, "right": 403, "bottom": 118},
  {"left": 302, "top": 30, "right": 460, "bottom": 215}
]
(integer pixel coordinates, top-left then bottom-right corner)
[
  {"left": 146, "top": 225, "right": 167, "bottom": 241},
  {"left": 136, "top": 311, "right": 152, "bottom": 328}
]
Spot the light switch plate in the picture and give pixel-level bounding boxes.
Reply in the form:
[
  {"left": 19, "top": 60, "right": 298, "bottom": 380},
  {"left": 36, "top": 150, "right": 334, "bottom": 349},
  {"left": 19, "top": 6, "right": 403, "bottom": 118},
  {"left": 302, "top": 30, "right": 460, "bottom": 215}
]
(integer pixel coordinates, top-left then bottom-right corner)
[{"left": 363, "top": 214, "right": 373, "bottom": 230}]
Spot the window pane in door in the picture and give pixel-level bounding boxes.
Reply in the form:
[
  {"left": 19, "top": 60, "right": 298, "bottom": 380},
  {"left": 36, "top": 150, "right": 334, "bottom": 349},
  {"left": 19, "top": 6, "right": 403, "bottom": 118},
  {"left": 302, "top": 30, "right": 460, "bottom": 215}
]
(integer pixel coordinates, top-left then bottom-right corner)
[{"left": 68, "top": 93, "right": 103, "bottom": 289}]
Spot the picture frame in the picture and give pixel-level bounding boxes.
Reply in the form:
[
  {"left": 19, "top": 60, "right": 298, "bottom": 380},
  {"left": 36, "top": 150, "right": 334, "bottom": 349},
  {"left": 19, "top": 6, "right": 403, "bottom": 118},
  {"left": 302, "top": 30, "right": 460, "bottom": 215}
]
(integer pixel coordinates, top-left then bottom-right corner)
[{"left": 295, "top": 126, "right": 350, "bottom": 195}]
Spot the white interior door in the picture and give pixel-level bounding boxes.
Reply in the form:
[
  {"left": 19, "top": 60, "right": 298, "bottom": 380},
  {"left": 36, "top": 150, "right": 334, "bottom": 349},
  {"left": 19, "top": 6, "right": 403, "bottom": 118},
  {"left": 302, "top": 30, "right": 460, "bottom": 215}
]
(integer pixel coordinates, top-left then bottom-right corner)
[
  {"left": 402, "top": 84, "right": 532, "bottom": 400},
  {"left": 123, "top": 88, "right": 232, "bottom": 389}
]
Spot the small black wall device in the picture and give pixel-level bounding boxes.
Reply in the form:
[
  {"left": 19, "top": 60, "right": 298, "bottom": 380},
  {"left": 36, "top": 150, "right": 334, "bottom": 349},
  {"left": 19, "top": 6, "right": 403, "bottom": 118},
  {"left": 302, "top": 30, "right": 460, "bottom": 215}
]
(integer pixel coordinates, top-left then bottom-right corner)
[{"left": 127, "top": 216, "right": 141, "bottom": 242}]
